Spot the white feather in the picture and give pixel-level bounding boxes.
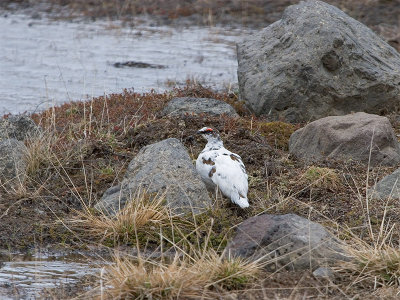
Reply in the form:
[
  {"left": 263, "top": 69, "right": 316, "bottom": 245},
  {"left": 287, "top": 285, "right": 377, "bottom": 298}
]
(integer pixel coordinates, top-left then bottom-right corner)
[{"left": 196, "top": 129, "right": 249, "bottom": 208}]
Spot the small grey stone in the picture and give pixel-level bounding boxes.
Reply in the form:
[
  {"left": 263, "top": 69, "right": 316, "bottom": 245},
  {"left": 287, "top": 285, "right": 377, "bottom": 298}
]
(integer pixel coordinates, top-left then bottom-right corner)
[
  {"left": 96, "top": 138, "right": 211, "bottom": 215},
  {"left": 162, "top": 97, "right": 238, "bottom": 117},
  {"left": 289, "top": 112, "right": 400, "bottom": 166},
  {"left": 313, "top": 267, "right": 334, "bottom": 280},
  {"left": 370, "top": 168, "right": 400, "bottom": 200},
  {"left": 237, "top": 0, "right": 400, "bottom": 122}
]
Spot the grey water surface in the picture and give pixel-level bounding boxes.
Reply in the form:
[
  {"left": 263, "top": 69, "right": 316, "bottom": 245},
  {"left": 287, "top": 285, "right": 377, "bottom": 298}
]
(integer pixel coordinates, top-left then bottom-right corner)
[
  {"left": 0, "top": 251, "right": 104, "bottom": 299},
  {"left": 1, "top": 13, "right": 250, "bottom": 115}
]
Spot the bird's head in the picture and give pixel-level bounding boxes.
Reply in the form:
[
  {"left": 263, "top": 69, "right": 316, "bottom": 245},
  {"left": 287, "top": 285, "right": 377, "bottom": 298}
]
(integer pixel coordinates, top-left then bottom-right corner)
[{"left": 197, "top": 127, "right": 221, "bottom": 143}]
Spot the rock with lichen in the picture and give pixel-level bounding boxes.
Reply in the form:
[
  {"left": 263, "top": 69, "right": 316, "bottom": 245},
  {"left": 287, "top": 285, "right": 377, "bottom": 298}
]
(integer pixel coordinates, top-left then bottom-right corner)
[
  {"left": 0, "top": 138, "right": 27, "bottom": 183},
  {"left": 0, "top": 115, "right": 41, "bottom": 141},
  {"left": 162, "top": 97, "right": 238, "bottom": 117},
  {"left": 96, "top": 138, "right": 212, "bottom": 215},
  {"left": 237, "top": 0, "right": 400, "bottom": 122},
  {"left": 226, "top": 213, "right": 349, "bottom": 271}
]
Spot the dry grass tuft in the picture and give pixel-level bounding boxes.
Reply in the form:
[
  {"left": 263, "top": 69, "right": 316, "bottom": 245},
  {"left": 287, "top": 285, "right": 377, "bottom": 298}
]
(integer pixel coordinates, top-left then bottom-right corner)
[
  {"left": 339, "top": 242, "right": 400, "bottom": 287},
  {"left": 103, "top": 254, "right": 209, "bottom": 299},
  {"left": 200, "top": 250, "right": 260, "bottom": 290},
  {"left": 334, "top": 164, "right": 400, "bottom": 292},
  {"left": 0, "top": 129, "right": 59, "bottom": 198},
  {"left": 69, "top": 191, "right": 170, "bottom": 243},
  {"left": 101, "top": 248, "right": 260, "bottom": 299},
  {"left": 254, "top": 121, "right": 296, "bottom": 150},
  {"left": 23, "top": 131, "right": 58, "bottom": 178},
  {"left": 336, "top": 199, "right": 400, "bottom": 289}
]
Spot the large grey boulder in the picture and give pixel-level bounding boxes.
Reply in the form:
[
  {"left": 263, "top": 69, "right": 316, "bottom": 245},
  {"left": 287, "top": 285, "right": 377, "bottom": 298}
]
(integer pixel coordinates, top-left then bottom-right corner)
[
  {"left": 96, "top": 138, "right": 212, "bottom": 215},
  {"left": 225, "top": 213, "right": 349, "bottom": 271},
  {"left": 0, "top": 115, "right": 41, "bottom": 141},
  {"left": 237, "top": 0, "right": 400, "bottom": 122},
  {"left": 162, "top": 97, "right": 238, "bottom": 117},
  {"left": 0, "top": 138, "right": 27, "bottom": 182},
  {"left": 289, "top": 112, "right": 400, "bottom": 166},
  {"left": 370, "top": 169, "right": 400, "bottom": 200}
]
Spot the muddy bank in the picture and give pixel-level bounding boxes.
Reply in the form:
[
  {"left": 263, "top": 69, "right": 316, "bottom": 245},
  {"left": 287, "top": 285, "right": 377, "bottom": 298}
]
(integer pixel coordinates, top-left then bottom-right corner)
[{"left": 2, "top": 0, "right": 400, "bottom": 43}]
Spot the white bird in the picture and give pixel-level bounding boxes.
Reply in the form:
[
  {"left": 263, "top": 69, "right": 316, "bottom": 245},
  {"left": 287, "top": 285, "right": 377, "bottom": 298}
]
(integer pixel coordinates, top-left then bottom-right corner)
[{"left": 196, "top": 127, "right": 249, "bottom": 208}]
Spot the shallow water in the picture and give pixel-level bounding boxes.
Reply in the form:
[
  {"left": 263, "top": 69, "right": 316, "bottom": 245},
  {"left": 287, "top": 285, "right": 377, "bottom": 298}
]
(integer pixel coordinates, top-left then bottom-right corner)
[
  {"left": 0, "top": 12, "right": 250, "bottom": 115},
  {"left": 0, "top": 251, "right": 102, "bottom": 299}
]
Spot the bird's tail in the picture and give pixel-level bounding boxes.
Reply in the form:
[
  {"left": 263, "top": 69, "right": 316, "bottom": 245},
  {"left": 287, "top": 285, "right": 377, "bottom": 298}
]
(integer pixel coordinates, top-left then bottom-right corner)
[{"left": 234, "top": 196, "right": 249, "bottom": 208}]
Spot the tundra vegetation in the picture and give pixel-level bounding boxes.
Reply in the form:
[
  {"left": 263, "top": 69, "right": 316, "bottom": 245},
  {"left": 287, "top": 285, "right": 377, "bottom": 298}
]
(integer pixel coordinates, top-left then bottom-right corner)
[{"left": 0, "top": 82, "right": 397, "bottom": 298}]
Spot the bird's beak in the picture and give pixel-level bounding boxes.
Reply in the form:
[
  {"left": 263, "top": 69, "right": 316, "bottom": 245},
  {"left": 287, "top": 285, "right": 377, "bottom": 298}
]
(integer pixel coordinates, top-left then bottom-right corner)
[{"left": 196, "top": 130, "right": 202, "bottom": 135}]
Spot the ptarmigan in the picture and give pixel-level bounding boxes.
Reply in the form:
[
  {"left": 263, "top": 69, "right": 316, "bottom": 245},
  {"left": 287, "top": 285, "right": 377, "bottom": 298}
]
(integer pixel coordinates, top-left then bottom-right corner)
[{"left": 196, "top": 127, "right": 249, "bottom": 208}]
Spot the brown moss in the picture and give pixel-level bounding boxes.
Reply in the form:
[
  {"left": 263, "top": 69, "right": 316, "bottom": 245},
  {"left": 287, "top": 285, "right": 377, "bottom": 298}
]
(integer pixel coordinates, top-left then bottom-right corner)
[
  {"left": 253, "top": 121, "right": 297, "bottom": 151},
  {"left": 301, "top": 166, "right": 342, "bottom": 190}
]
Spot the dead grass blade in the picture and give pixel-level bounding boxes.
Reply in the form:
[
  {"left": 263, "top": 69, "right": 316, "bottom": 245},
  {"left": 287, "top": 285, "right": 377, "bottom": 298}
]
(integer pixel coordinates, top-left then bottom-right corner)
[{"left": 68, "top": 190, "right": 170, "bottom": 243}]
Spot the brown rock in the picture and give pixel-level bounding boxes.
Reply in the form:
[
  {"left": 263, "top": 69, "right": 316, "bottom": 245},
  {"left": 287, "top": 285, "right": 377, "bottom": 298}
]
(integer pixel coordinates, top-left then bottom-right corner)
[
  {"left": 289, "top": 112, "right": 400, "bottom": 166},
  {"left": 226, "top": 214, "right": 349, "bottom": 271}
]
